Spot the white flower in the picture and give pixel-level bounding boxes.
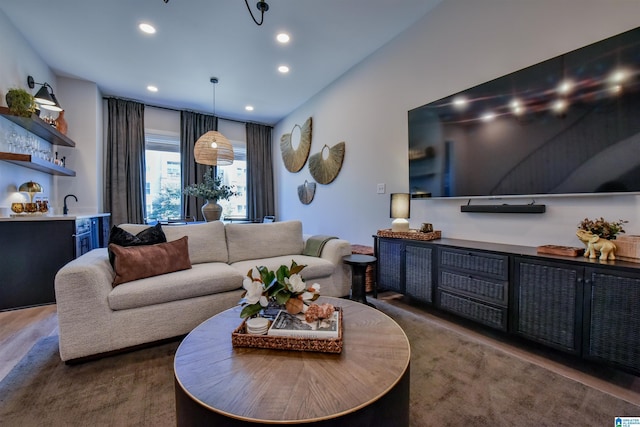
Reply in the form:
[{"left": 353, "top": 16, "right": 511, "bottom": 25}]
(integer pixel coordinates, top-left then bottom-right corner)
[
  {"left": 243, "top": 277, "right": 268, "bottom": 306},
  {"left": 301, "top": 283, "right": 321, "bottom": 302},
  {"left": 301, "top": 291, "right": 314, "bottom": 301},
  {"left": 285, "top": 273, "right": 306, "bottom": 293}
]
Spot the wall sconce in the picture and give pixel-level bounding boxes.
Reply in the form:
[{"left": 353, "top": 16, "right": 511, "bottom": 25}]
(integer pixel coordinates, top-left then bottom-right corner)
[
  {"left": 27, "top": 75, "right": 63, "bottom": 112},
  {"left": 390, "top": 193, "right": 411, "bottom": 232}
]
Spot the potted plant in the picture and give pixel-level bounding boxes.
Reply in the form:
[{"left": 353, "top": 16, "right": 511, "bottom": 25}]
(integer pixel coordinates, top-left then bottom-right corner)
[
  {"left": 577, "top": 217, "right": 627, "bottom": 240},
  {"left": 576, "top": 217, "right": 628, "bottom": 261},
  {"left": 5, "top": 88, "right": 36, "bottom": 117},
  {"left": 183, "top": 166, "right": 236, "bottom": 221}
]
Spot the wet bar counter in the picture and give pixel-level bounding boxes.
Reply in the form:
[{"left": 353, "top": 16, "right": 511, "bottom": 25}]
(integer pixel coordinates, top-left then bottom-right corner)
[{"left": 0, "top": 214, "right": 110, "bottom": 311}]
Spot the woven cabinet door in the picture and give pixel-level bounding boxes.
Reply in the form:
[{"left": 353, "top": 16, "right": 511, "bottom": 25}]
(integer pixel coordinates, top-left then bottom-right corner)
[
  {"left": 584, "top": 268, "right": 640, "bottom": 374},
  {"left": 377, "top": 239, "right": 403, "bottom": 293},
  {"left": 514, "top": 258, "right": 583, "bottom": 354},
  {"left": 405, "top": 244, "right": 434, "bottom": 303}
]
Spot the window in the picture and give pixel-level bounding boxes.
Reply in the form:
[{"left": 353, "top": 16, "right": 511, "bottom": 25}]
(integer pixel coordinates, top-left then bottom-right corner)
[
  {"left": 144, "top": 132, "right": 248, "bottom": 221},
  {"left": 217, "top": 145, "right": 247, "bottom": 219},
  {"left": 145, "top": 132, "right": 181, "bottom": 221}
]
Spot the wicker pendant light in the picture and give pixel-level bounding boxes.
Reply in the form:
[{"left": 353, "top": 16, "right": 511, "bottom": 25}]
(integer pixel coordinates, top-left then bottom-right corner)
[{"left": 194, "top": 78, "right": 234, "bottom": 166}]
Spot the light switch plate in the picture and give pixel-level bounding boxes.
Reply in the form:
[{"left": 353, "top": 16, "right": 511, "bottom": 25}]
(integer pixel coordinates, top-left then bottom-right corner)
[{"left": 377, "top": 183, "right": 385, "bottom": 194}]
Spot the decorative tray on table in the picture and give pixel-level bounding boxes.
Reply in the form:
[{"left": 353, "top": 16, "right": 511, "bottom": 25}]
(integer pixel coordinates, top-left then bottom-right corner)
[{"left": 231, "top": 307, "right": 343, "bottom": 354}]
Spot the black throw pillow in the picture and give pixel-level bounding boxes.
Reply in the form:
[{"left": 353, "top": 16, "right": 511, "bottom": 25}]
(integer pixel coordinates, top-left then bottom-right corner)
[{"left": 107, "top": 223, "right": 167, "bottom": 267}]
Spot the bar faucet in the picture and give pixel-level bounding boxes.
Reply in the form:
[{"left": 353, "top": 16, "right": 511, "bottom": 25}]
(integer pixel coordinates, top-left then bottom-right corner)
[{"left": 63, "top": 194, "right": 78, "bottom": 215}]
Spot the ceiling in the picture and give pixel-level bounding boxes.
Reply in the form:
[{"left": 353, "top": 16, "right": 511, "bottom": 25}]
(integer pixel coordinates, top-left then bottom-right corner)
[{"left": 1, "top": 0, "right": 442, "bottom": 125}]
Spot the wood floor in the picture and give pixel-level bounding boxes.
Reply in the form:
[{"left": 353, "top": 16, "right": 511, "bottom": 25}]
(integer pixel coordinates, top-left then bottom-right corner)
[
  {"left": 0, "top": 304, "right": 58, "bottom": 382},
  {"left": 1, "top": 299, "right": 639, "bottom": 408}
]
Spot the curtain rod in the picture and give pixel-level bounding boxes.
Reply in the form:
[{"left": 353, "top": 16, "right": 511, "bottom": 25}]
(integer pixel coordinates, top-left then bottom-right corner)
[{"left": 102, "top": 96, "right": 272, "bottom": 127}]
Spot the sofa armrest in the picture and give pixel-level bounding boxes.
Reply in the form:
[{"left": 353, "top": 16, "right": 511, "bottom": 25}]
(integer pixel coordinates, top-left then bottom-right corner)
[
  {"left": 54, "top": 248, "right": 116, "bottom": 360},
  {"left": 316, "top": 238, "right": 352, "bottom": 264}
]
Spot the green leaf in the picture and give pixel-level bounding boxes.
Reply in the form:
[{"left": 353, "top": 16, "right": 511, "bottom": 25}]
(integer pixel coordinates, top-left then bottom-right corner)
[
  {"left": 265, "top": 281, "right": 285, "bottom": 297},
  {"left": 240, "top": 304, "right": 262, "bottom": 319},
  {"left": 276, "top": 265, "right": 290, "bottom": 283},
  {"left": 275, "top": 293, "right": 291, "bottom": 305},
  {"left": 257, "top": 266, "right": 275, "bottom": 285},
  {"left": 289, "top": 263, "right": 306, "bottom": 275}
]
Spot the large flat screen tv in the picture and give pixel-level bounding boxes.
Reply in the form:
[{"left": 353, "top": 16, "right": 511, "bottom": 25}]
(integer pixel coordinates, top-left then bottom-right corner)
[{"left": 408, "top": 26, "right": 640, "bottom": 199}]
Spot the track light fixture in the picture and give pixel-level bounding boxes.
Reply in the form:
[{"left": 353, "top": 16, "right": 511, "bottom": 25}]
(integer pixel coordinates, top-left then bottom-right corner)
[{"left": 162, "top": 0, "right": 269, "bottom": 26}]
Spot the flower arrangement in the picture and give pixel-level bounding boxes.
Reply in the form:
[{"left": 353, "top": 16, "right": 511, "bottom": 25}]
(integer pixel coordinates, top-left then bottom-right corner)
[
  {"left": 578, "top": 217, "right": 628, "bottom": 240},
  {"left": 240, "top": 260, "right": 321, "bottom": 318},
  {"left": 183, "top": 166, "right": 236, "bottom": 201}
]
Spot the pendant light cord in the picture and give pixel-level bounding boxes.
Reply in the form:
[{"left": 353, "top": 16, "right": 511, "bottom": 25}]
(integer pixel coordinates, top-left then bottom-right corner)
[{"left": 244, "top": 0, "right": 269, "bottom": 26}]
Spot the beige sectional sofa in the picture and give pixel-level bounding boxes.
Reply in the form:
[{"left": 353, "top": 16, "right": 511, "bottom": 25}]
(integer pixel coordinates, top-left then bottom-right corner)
[{"left": 54, "top": 220, "right": 352, "bottom": 362}]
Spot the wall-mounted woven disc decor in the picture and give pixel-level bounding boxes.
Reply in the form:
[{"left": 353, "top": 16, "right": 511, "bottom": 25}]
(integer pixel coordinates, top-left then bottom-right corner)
[
  {"left": 280, "top": 117, "right": 312, "bottom": 173},
  {"left": 309, "top": 142, "right": 345, "bottom": 184},
  {"left": 297, "top": 180, "right": 316, "bottom": 205}
]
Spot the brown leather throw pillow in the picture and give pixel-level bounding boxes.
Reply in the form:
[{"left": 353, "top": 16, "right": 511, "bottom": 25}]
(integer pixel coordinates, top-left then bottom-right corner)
[{"left": 109, "top": 236, "right": 191, "bottom": 287}]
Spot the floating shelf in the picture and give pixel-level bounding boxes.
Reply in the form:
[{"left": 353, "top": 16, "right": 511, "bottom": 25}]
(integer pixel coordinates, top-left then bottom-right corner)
[
  {"left": 0, "top": 106, "right": 75, "bottom": 147},
  {"left": 0, "top": 152, "right": 75, "bottom": 176}
]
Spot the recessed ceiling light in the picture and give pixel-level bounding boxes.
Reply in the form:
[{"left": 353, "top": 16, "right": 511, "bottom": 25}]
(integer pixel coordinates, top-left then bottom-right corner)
[
  {"left": 245, "top": 105, "right": 254, "bottom": 111},
  {"left": 276, "top": 33, "right": 290, "bottom": 43},
  {"left": 147, "top": 85, "right": 158, "bottom": 92},
  {"left": 139, "top": 23, "right": 156, "bottom": 34},
  {"left": 278, "top": 65, "right": 290, "bottom": 74}
]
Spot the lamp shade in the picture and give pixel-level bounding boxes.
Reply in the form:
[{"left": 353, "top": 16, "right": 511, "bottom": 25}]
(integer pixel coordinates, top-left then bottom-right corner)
[
  {"left": 390, "top": 193, "right": 410, "bottom": 232},
  {"left": 19, "top": 181, "right": 43, "bottom": 203},
  {"left": 42, "top": 92, "right": 63, "bottom": 112},
  {"left": 33, "top": 85, "right": 55, "bottom": 106},
  {"left": 390, "top": 193, "right": 410, "bottom": 218},
  {"left": 194, "top": 131, "right": 234, "bottom": 166}
]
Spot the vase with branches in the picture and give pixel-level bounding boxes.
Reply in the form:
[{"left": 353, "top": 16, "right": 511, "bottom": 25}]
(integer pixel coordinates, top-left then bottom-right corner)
[{"left": 183, "top": 167, "right": 236, "bottom": 221}]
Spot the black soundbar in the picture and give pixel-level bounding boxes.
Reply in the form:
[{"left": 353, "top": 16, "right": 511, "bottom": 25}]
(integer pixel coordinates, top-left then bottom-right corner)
[{"left": 460, "top": 204, "right": 546, "bottom": 214}]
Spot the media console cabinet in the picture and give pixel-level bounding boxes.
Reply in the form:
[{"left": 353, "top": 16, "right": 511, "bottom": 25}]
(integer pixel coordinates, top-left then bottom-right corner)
[{"left": 374, "top": 236, "right": 640, "bottom": 375}]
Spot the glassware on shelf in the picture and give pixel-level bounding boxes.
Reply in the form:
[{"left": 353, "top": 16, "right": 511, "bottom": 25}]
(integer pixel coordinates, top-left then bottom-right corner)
[
  {"left": 24, "top": 202, "right": 38, "bottom": 213},
  {"left": 38, "top": 197, "right": 49, "bottom": 213},
  {"left": 11, "top": 202, "right": 24, "bottom": 214}
]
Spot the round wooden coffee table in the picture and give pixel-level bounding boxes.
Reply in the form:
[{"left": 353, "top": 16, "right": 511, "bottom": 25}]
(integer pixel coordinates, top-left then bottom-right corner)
[{"left": 174, "top": 297, "right": 410, "bottom": 426}]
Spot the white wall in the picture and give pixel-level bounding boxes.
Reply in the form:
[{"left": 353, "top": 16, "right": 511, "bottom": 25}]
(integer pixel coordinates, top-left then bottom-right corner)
[
  {"left": 0, "top": 8, "right": 56, "bottom": 215},
  {"left": 53, "top": 76, "right": 102, "bottom": 215},
  {"left": 273, "top": 0, "right": 640, "bottom": 247}
]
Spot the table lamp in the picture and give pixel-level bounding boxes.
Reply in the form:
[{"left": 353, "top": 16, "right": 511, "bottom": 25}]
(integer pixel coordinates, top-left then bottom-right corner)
[
  {"left": 19, "top": 181, "right": 43, "bottom": 203},
  {"left": 390, "top": 193, "right": 410, "bottom": 232}
]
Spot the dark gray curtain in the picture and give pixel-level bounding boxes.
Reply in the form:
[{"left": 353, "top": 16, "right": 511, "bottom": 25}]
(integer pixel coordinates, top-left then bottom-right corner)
[
  {"left": 105, "top": 98, "right": 146, "bottom": 225},
  {"left": 246, "top": 122, "right": 275, "bottom": 220},
  {"left": 180, "top": 111, "right": 217, "bottom": 221}
]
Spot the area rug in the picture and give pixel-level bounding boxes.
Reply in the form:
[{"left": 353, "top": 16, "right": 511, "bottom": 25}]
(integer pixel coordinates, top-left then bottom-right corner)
[{"left": 1, "top": 299, "right": 638, "bottom": 426}]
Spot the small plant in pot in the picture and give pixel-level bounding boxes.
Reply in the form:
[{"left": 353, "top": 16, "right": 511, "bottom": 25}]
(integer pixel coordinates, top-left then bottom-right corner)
[
  {"left": 576, "top": 217, "right": 628, "bottom": 261},
  {"left": 5, "top": 88, "right": 37, "bottom": 117},
  {"left": 183, "top": 166, "right": 236, "bottom": 221},
  {"left": 577, "top": 217, "right": 627, "bottom": 240}
]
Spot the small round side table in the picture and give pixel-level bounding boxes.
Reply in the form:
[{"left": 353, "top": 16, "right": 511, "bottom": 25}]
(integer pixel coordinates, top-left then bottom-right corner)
[{"left": 342, "top": 254, "right": 377, "bottom": 307}]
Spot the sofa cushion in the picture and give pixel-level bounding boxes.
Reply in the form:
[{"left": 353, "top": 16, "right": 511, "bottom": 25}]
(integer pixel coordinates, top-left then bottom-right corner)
[
  {"left": 226, "top": 220, "right": 304, "bottom": 264},
  {"left": 110, "top": 236, "right": 192, "bottom": 286},
  {"left": 119, "top": 221, "right": 228, "bottom": 264},
  {"left": 108, "top": 262, "right": 244, "bottom": 311},
  {"left": 231, "top": 255, "right": 335, "bottom": 282},
  {"left": 108, "top": 223, "right": 167, "bottom": 266}
]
